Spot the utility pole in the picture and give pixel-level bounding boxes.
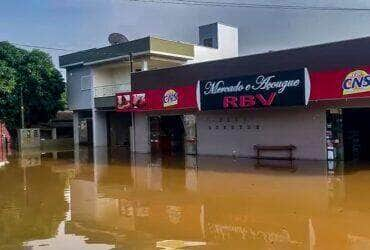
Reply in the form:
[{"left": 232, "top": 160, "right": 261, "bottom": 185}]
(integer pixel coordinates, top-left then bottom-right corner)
[
  {"left": 20, "top": 86, "right": 25, "bottom": 129},
  {"left": 129, "top": 52, "right": 136, "bottom": 154},
  {"left": 129, "top": 52, "right": 133, "bottom": 74}
]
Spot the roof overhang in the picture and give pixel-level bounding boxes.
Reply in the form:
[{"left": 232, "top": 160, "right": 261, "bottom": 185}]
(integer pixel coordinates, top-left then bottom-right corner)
[{"left": 59, "top": 36, "right": 194, "bottom": 68}]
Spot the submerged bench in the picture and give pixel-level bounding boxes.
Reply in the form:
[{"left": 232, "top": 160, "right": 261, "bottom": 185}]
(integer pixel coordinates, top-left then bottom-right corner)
[
  {"left": 254, "top": 161, "right": 297, "bottom": 172},
  {"left": 253, "top": 145, "right": 296, "bottom": 160}
]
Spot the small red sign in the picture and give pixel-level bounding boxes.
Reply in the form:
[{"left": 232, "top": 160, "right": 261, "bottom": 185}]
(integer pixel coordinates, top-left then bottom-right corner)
[
  {"left": 116, "top": 85, "right": 197, "bottom": 112},
  {"left": 310, "top": 66, "right": 370, "bottom": 101}
]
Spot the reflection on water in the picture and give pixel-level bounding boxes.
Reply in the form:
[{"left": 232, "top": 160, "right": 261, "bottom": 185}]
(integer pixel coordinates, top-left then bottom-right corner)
[
  {"left": 1, "top": 146, "right": 370, "bottom": 249},
  {"left": 0, "top": 144, "right": 10, "bottom": 168}
]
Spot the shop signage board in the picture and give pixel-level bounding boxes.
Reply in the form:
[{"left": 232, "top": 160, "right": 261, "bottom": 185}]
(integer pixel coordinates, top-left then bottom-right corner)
[
  {"left": 196, "top": 68, "right": 310, "bottom": 111},
  {"left": 310, "top": 66, "right": 370, "bottom": 101},
  {"left": 116, "top": 85, "right": 197, "bottom": 112}
]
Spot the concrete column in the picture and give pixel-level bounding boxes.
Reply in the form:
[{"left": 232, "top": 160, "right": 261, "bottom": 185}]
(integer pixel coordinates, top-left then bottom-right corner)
[
  {"left": 185, "top": 155, "right": 198, "bottom": 191},
  {"left": 133, "top": 113, "right": 150, "bottom": 153},
  {"left": 93, "top": 110, "right": 108, "bottom": 147},
  {"left": 73, "top": 111, "right": 80, "bottom": 145},
  {"left": 51, "top": 128, "right": 57, "bottom": 140},
  {"left": 73, "top": 144, "right": 80, "bottom": 167},
  {"left": 93, "top": 147, "right": 108, "bottom": 167}
]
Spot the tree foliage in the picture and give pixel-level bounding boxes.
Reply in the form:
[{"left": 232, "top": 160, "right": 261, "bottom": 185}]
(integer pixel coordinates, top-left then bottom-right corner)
[{"left": 0, "top": 42, "right": 65, "bottom": 136}]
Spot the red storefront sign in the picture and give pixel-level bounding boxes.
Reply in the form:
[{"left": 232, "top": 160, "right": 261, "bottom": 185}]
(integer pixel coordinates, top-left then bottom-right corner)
[
  {"left": 310, "top": 66, "right": 370, "bottom": 101},
  {"left": 116, "top": 85, "right": 197, "bottom": 112}
]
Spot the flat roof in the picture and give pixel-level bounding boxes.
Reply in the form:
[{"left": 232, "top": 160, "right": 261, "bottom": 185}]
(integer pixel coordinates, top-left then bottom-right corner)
[
  {"left": 59, "top": 37, "right": 194, "bottom": 68},
  {"left": 132, "top": 36, "right": 370, "bottom": 90}
]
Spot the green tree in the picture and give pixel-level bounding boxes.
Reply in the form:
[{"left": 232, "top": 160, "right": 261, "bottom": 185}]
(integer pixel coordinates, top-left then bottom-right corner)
[{"left": 0, "top": 42, "right": 65, "bottom": 137}]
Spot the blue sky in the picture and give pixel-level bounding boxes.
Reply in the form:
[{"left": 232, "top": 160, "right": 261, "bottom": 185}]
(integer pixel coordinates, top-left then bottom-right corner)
[{"left": 1, "top": 0, "right": 370, "bottom": 75}]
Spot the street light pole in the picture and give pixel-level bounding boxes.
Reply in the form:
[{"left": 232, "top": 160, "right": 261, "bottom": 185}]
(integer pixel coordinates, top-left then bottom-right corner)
[
  {"left": 129, "top": 52, "right": 133, "bottom": 74},
  {"left": 129, "top": 52, "right": 136, "bottom": 153}
]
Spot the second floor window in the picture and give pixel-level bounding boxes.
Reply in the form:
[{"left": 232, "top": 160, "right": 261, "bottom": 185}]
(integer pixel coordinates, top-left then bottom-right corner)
[{"left": 81, "top": 75, "right": 92, "bottom": 91}]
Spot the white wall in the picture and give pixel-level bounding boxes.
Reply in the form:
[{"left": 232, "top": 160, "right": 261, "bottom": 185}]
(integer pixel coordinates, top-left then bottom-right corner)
[
  {"left": 93, "top": 65, "right": 131, "bottom": 88},
  {"left": 197, "top": 107, "right": 327, "bottom": 160},
  {"left": 218, "top": 23, "right": 238, "bottom": 58},
  {"left": 191, "top": 46, "right": 227, "bottom": 63},
  {"left": 191, "top": 23, "right": 238, "bottom": 63}
]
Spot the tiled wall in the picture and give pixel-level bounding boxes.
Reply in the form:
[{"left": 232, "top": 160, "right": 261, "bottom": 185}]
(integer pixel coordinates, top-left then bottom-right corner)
[{"left": 197, "top": 107, "right": 327, "bottom": 160}]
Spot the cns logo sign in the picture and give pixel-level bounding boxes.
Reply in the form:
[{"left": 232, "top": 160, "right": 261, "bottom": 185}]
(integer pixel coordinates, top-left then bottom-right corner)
[
  {"left": 163, "top": 89, "right": 178, "bottom": 107},
  {"left": 342, "top": 70, "right": 370, "bottom": 95}
]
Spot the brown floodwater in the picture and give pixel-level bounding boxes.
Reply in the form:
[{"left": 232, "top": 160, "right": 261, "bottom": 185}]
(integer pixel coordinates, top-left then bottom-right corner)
[{"left": 1, "top": 146, "right": 370, "bottom": 249}]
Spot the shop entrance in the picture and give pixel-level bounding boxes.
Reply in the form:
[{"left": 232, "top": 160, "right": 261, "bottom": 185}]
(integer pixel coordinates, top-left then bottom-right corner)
[
  {"left": 343, "top": 108, "right": 370, "bottom": 161},
  {"left": 149, "top": 115, "right": 185, "bottom": 154},
  {"left": 327, "top": 108, "right": 370, "bottom": 161},
  {"left": 107, "top": 112, "right": 132, "bottom": 148}
]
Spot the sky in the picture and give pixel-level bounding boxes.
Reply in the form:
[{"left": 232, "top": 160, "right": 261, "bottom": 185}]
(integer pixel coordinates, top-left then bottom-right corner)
[{"left": 1, "top": 0, "right": 370, "bottom": 75}]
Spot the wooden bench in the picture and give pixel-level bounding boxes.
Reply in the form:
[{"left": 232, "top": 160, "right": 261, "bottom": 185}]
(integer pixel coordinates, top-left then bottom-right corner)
[{"left": 253, "top": 145, "right": 296, "bottom": 160}]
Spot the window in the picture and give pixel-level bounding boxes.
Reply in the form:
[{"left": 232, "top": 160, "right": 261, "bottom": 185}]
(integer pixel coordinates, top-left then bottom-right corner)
[
  {"left": 203, "top": 38, "right": 213, "bottom": 48},
  {"left": 81, "top": 75, "right": 92, "bottom": 91}
]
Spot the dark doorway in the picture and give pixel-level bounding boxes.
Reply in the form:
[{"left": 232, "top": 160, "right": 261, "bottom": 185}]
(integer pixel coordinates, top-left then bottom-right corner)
[
  {"left": 107, "top": 112, "right": 132, "bottom": 148},
  {"left": 78, "top": 111, "right": 93, "bottom": 146},
  {"left": 343, "top": 108, "right": 370, "bottom": 161},
  {"left": 149, "top": 115, "right": 185, "bottom": 154}
]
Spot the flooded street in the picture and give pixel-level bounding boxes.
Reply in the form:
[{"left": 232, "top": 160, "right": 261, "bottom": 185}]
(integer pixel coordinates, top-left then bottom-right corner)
[{"left": 1, "top": 147, "right": 370, "bottom": 249}]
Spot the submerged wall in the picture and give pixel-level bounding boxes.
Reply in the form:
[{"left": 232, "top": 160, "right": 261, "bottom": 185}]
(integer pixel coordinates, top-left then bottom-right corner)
[
  {"left": 196, "top": 107, "right": 327, "bottom": 160},
  {"left": 131, "top": 106, "right": 327, "bottom": 160},
  {"left": 133, "top": 113, "right": 150, "bottom": 153}
]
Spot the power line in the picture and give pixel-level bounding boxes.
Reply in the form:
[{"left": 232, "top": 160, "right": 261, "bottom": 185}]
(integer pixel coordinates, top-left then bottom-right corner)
[
  {"left": 124, "top": 0, "right": 370, "bottom": 11},
  {"left": 127, "top": 0, "right": 370, "bottom": 11},
  {"left": 5, "top": 0, "right": 370, "bottom": 54},
  {"left": 10, "top": 42, "right": 73, "bottom": 52}
]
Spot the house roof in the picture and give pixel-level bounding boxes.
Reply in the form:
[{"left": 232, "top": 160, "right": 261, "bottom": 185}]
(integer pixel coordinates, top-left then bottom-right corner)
[
  {"left": 59, "top": 37, "right": 194, "bottom": 68},
  {"left": 132, "top": 36, "right": 370, "bottom": 90}
]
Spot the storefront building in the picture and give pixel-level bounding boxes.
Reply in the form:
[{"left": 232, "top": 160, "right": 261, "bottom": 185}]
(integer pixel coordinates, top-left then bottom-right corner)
[
  {"left": 116, "top": 85, "right": 198, "bottom": 155},
  {"left": 128, "top": 36, "right": 370, "bottom": 161}
]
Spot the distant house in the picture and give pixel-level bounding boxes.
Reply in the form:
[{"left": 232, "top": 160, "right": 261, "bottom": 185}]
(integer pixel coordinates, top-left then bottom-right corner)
[
  {"left": 0, "top": 123, "right": 10, "bottom": 166},
  {"left": 0, "top": 123, "right": 11, "bottom": 143}
]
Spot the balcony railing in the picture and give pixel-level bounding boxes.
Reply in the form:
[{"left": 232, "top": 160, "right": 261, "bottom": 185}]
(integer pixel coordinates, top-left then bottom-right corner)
[{"left": 94, "top": 83, "right": 130, "bottom": 98}]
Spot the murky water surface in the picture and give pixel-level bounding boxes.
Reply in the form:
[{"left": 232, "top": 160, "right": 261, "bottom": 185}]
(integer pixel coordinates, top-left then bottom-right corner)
[{"left": 1, "top": 147, "right": 370, "bottom": 249}]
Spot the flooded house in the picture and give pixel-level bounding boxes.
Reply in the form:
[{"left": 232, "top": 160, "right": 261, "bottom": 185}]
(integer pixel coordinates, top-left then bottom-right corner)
[
  {"left": 0, "top": 122, "right": 11, "bottom": 167},
  {"left": 59, "top": 23, "right": 238, "bottom": 149}
]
